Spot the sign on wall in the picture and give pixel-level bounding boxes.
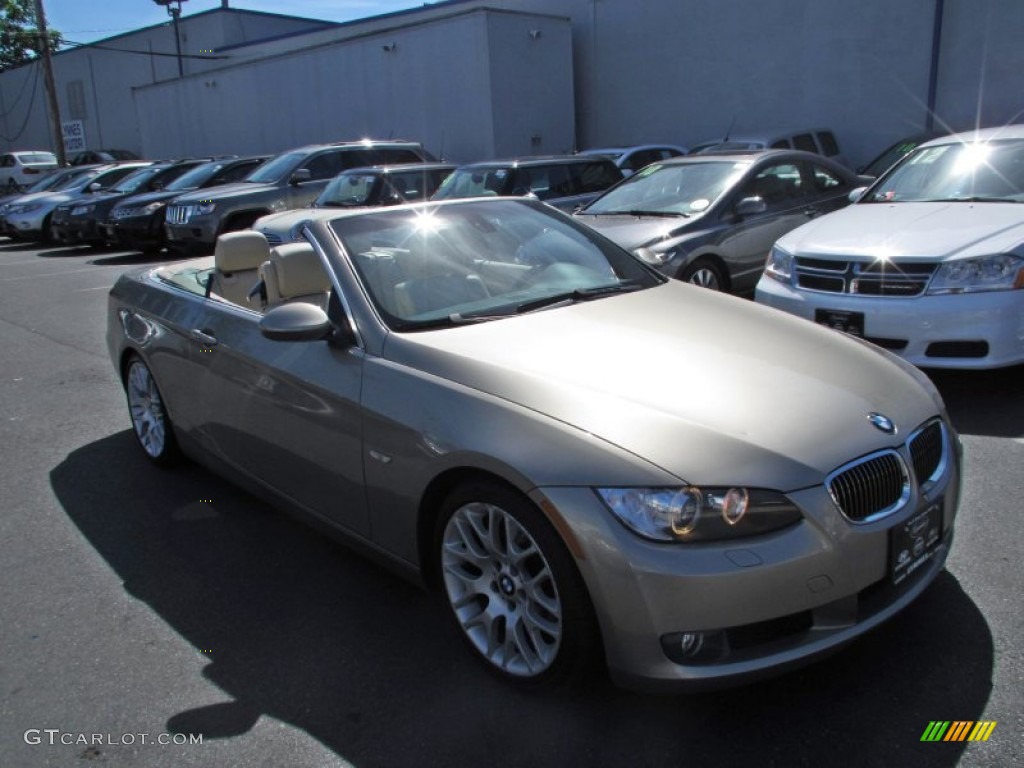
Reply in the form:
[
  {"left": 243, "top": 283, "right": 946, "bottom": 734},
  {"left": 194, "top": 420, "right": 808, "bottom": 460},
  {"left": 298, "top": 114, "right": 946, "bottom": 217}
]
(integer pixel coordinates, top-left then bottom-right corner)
[{"left": 61, "top": 120, "right": 86, "bottom": 154}]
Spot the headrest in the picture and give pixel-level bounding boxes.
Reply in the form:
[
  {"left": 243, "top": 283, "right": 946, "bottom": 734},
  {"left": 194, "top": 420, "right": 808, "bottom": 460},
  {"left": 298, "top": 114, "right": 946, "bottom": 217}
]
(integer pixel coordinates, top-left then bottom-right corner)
[
  {"left": 214, "top": 230, "right": 271, "bottom": 273},
  {"left": 269, "top": 242, "right": 331, "bottom": 298}
]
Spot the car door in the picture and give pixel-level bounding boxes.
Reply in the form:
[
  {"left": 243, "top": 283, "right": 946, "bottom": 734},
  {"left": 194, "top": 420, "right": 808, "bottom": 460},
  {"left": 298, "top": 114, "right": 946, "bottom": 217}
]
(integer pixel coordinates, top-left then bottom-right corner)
[
  {"left": 183, "top": 289, "right": 369, "bottom": 536},
  {"left": 284, "top": 149, "right": 348, "bottom": 209},
  {"left": 714, "top": 161, "right": 814, "bottom": 291}
]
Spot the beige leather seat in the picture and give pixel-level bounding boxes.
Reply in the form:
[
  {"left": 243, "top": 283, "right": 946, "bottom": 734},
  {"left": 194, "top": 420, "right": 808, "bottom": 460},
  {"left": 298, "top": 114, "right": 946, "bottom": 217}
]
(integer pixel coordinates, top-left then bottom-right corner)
[
  {"left": 211, "top": 230, "right": 271, "bottom": 306},
  {"left": 260, "top": 242, "right": 332, "bottom": 309}
]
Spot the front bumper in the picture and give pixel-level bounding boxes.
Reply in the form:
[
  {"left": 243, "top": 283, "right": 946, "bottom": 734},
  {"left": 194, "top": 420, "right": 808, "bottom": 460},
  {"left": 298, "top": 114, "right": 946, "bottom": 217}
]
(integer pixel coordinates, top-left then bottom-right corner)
[
  {"left": 534, "top": 425, "right": 960, "bottom": 691},
  {"left": 756, "top": 276, "right": 1024, "bottom": 369},
  {"left": 165, "top": 217, "right": 218, "bottom": 254},
  {"left": 108, "top": 214, "right": 164, "bottom": 251},
  {"left": 5, "top": 209, "right": 52, "bottom": 240}
]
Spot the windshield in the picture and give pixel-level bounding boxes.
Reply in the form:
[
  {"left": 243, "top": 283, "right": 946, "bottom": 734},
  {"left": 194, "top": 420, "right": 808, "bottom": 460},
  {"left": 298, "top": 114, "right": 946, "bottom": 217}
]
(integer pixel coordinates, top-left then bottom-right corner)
[
  {"left": 330, "top": 199, "right": 663, "bottom": 331},
  {"left": 111, "top": 167, "right": 162, "bottom": 194},
  {"left": 866, "top": 139, "right": 1024, "bottom": 202},
  {"left": 244, "top": 152, "right": 304, "bottom": 184},
  {"left": 318, "top": 172, "right": 380, "bottom": 207},
  {"left": 164, "top": 161, "right": 221, "bottom": 191},
  {"left": 582, "top": 161, "right": 746, "bottom": 215}
]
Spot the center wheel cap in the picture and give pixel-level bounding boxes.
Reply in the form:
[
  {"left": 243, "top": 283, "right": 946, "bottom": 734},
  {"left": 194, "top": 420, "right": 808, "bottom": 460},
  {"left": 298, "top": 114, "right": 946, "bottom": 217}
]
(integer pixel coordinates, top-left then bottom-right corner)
[{"left": 499, "top": 574, "right": 516, "bottom": 597}]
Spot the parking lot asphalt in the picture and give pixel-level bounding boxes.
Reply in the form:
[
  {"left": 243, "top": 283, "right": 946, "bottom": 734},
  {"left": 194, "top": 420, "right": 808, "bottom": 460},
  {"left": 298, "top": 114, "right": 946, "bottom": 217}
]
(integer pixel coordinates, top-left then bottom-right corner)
[{"left": 1, "top": 238, "right": 1021, "bottom": 768}]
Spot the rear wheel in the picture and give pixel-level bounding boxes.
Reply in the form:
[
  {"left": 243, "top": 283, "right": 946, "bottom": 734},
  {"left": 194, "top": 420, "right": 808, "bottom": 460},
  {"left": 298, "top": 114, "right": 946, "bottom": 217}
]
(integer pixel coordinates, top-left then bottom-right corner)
[
  {"left": 679, "top": 258, "right": 724, "bottom": 290},
  {"left": 437, "top": 481, "right": 599, "bottom": 686},
  {"left": 124, "top": 355, "right": 180, "bottom": 465}
]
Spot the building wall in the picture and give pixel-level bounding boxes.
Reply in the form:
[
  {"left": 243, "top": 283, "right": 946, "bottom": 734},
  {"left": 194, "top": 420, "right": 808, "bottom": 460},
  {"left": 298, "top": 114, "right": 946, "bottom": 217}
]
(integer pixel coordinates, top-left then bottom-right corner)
[
  {"left": 131, "top": 9, "right": 575, "bottom": 163},
  {"left": 0, "top": 10, "right": 335, "bottom": 155}
]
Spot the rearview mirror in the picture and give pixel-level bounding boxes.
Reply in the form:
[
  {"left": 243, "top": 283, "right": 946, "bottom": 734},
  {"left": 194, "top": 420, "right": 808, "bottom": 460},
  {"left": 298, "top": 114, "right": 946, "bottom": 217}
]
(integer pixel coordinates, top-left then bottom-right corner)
[
  {"left": 290, "top": 168, "right": 312, "bottom": 185},
  {"left": 259, "top": 303, "right": 333, "bottom": 342},
  {"left": 87, "top": 182, "right": 102, "bottom": 193},
  {"left": 735, "top": 196, "right": 767, "bottom": 216},
  {"left": 848, "top": 186, "right": 869, "bottom": 203}
]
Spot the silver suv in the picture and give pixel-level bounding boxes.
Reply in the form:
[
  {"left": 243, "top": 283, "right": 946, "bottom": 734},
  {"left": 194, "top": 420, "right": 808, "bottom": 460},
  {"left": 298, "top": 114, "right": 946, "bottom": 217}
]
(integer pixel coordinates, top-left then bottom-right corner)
[{"left": 164, "top": 139, "right": 431, "bottom": 254}]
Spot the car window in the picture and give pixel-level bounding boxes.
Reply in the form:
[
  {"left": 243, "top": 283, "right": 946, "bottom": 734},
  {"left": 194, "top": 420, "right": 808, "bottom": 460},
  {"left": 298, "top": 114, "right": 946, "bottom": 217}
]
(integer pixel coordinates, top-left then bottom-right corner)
[
  {"left": 573, "top": 161, "right": 622, "bottom": 193},
  {"left": 742, "top": 163, "right": 803, "bottom": 206},
  {"left": 770, "top": 139, "right": 791, "bottom": 150},
  {"left": 318, "top": 172, "right": 380, "bottom": 206},
  {"left": 1, "top": 155, "right": 13, "bottom": 167},
  {"left": 388, "top": 169, "right": 450, "bottom": 201},
  {"left": 376, "top": 148, "right": 425, "bottom": 165},
  {"left": 218, "top": 159, "right": 264, "bottom": 184},
  {"left": 816, "top": 131, "right": 840, "bottom": 157},
  {"left": 432, "top": 167, "right": 512, "bottom": 199},
  {"left": 808, "top": 162, "right": 845, "bottom": 192},
  {"left": 303, "top": 151, "right": 347, "bottom": 180},
  {"left": 791, "top": 133, "right": 818, "bottom": 153},
  {"left": 92, "top": 166, "right": 144, "bottom": 189}
]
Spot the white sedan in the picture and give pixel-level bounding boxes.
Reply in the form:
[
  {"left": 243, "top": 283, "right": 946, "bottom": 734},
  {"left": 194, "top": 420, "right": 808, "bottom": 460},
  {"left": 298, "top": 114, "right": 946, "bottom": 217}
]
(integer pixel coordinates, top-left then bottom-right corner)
[{"left": 756, "top": 125, "right": 1024, "bottom": 369}]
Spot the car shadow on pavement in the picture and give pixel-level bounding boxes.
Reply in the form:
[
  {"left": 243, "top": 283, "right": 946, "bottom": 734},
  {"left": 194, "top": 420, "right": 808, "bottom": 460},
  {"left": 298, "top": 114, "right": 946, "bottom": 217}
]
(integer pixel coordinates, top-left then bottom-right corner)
[
  {"left": 927, "top": 364, "right": 1024, "bottom": 438},
  {"left": 51, "top": 431, "right": 993, "bottom": 768},
  {"left": 88, "top": 253, "right": 170, "bottom": 267}
]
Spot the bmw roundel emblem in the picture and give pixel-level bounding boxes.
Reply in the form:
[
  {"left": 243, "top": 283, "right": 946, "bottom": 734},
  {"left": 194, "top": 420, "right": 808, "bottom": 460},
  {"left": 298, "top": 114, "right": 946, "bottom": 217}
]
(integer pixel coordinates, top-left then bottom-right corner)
[{"left": 868, "top": 412, "right": 896, "bottom": 435}]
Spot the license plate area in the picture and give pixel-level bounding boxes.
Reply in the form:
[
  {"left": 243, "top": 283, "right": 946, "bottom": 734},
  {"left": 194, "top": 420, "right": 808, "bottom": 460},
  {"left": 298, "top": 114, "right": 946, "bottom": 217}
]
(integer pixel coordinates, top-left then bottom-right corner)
[
  {"left": 890, "top": 503, "right": 942, "bottom": 586},
  {"left": 815, "top": 308, "right": 864, "bottom": 337}
]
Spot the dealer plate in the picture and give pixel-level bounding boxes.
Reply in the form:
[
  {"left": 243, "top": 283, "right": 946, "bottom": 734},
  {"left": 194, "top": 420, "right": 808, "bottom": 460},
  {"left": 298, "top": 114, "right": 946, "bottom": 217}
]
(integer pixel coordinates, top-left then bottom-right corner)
[
  {"left": 815, "top": 308, "right": 864, "bottom": 337},
  {"left": 890, "top": 503, "right": 942, "bottom": 586}
]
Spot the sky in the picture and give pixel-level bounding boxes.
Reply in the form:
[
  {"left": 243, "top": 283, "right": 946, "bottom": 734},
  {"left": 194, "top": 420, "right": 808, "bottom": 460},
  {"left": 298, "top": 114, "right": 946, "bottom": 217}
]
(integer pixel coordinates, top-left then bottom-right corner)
[{"left": 43, "top": 1, "right": 435, "bottom": 46}]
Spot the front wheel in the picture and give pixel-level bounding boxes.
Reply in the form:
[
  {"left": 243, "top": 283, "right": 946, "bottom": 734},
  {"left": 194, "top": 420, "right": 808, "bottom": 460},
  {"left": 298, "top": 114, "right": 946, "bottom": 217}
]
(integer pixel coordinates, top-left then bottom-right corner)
[
  {"left": 124, "top": 355, "right": 180, "bottom": 465},
  {"left": 437, "top": 481, "right": 599, "bottom": 686},
  {"left": 679, "top": 257, "right": 725, "bottom": 291}
]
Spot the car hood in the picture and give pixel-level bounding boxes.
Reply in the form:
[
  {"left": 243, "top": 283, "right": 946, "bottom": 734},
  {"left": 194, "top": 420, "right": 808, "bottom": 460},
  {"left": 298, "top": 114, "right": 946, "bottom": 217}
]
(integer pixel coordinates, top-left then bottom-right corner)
[
  {"left": 255, "top": 208, "right": 323, "bottom": 231},
  {"left": 776, "top": 201, "right": 1024, "bottom": 259},
  {"left": 172, "top": 182, "right": 271, "bottom": 204},
  {"left": 576, "top": 213, "right": 703, "bottom": 250},
  {"left": 383, "top": 281, "right": 939, "bottom": 489}
]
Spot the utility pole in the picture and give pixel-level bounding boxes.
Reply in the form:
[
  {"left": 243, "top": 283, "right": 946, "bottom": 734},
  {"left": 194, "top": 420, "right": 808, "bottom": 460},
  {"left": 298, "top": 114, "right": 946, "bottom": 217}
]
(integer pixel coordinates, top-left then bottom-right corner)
[
  {"left": 34, "top": 0, "right": 66, "bottom": 165},
  {"left": 154, "top": 0, "right": 189, "bottom": 78}
]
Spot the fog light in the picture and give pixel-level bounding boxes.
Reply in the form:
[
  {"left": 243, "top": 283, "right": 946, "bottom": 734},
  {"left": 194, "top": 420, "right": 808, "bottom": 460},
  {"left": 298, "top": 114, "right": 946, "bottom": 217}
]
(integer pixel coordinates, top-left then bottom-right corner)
[
  {"left": 660, "top": 630, "right": 727, "bottom": 665},
  {"left": 679, "top": 632, "right": 704, "bottom": 657}
]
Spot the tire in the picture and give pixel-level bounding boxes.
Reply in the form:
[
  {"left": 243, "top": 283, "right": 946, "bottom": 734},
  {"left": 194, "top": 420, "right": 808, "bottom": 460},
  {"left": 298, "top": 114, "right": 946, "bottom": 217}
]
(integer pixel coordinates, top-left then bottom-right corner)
[
  {"left": 437, "top": 481, "right": 599, "bottom": 686},
  {"left": 124, "top": 355, "right": 181, "bottom": 466},
  {"left": 6, "top": 178, "right": 17, "bottom": 192},
  {"left": 222, "top": 212, "right": 263, "bottom": 233},
  {"left": 679, "top": 257, "right": 725, "bottom": 290}
]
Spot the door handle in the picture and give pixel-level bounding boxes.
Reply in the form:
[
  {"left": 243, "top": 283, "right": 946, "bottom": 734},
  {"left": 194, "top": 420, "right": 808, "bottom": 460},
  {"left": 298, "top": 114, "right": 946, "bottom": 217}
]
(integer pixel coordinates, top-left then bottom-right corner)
[{"left": 190, "top": 328, "right": 218, "bottom": 346}]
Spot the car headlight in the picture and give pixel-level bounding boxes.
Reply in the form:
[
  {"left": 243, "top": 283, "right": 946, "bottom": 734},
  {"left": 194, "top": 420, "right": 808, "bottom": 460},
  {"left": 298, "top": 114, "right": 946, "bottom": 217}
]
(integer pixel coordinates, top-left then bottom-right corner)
[
  {"left": 144, "top": 202, "right": 166, "bottom": 213},
  {"left": 764, "top": 244, "right": 795, "bottom": 284},
  {"left": 596, "top": 487, "right": 801, "bottom": 542},
  {"left": 926, "top": 254, "right": 1024, "bottom": 294},
  {"left": 14, "top": 203, "right": 42, "bottom": 213},
  {"left": 195, "top": 202, "right": 216, "bottom": 215},
  {"left": 633, "top": 246, "right": 673, "bottom": 265}
]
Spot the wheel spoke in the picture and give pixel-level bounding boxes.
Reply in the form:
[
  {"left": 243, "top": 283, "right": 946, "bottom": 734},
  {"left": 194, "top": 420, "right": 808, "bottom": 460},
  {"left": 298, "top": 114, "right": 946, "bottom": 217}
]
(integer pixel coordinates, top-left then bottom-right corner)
[{"left": 441, "top": 497, "right": 564, "bottom": 678}]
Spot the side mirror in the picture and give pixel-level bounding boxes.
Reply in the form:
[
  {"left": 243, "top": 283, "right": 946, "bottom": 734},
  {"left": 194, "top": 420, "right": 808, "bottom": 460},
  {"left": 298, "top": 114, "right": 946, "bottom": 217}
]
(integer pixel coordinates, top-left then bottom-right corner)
[
  {"left": 87, "top": 182, "right": 102, "bottom": 193},
  {"left": 848, "top": 186, "right": 869, "bottom": 203},
  {"left": 290, "top": 168, "right": 312, "bottom": 186},
  {"left": 735, "top": 196, "right": 767, "bottom": 217},
  {"left": 259, "top": 303, "right": 333, "bottom": 342}
]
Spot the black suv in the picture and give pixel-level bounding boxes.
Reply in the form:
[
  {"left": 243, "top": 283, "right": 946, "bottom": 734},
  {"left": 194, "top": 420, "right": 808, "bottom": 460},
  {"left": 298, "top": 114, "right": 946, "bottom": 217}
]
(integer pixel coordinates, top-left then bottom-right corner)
[{"left": 164, "top": 139, "right": 432, "bottom": 254}]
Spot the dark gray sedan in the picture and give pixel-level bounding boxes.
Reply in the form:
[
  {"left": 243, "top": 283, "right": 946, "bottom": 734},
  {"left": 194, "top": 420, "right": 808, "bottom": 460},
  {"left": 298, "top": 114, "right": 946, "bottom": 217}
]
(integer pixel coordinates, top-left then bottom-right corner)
[
  {"left": 107, "top": 197, "right": 960, "bottom": 691},
  {"left": 575, "top": 150, "right": 865, "bottom": 293}
]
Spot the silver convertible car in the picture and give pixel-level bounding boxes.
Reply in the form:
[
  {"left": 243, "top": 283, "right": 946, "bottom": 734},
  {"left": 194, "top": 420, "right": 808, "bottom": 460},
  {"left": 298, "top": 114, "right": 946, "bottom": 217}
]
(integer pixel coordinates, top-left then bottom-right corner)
[{"left": 107, "top": 197, "right": 961, "bottom": 691}]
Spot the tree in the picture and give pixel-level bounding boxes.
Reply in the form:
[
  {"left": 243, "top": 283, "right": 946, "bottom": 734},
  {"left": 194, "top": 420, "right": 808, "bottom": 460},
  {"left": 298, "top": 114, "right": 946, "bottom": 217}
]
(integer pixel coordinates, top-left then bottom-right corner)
[{"left": 0, "top": 0, "right": 62, "bottom": 73}]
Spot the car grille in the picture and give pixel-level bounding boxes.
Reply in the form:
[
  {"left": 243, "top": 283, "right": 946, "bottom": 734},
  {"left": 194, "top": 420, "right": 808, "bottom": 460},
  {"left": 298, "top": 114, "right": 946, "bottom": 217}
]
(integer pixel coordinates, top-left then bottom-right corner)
[
  {"left": 795, "top": 258, "right": 938, "bottom": 296},
  {"left": 166, "top": 205, "right": 191, "bottom": 225},
  {"left": 827, "top": 419, "right": 949, "bottom": 523},
  {"left": 908, "top": 419, "right": 946, "bottom": 489},
  {"left": 828, "top": 451, "right": 909, "bottom": 522}
]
